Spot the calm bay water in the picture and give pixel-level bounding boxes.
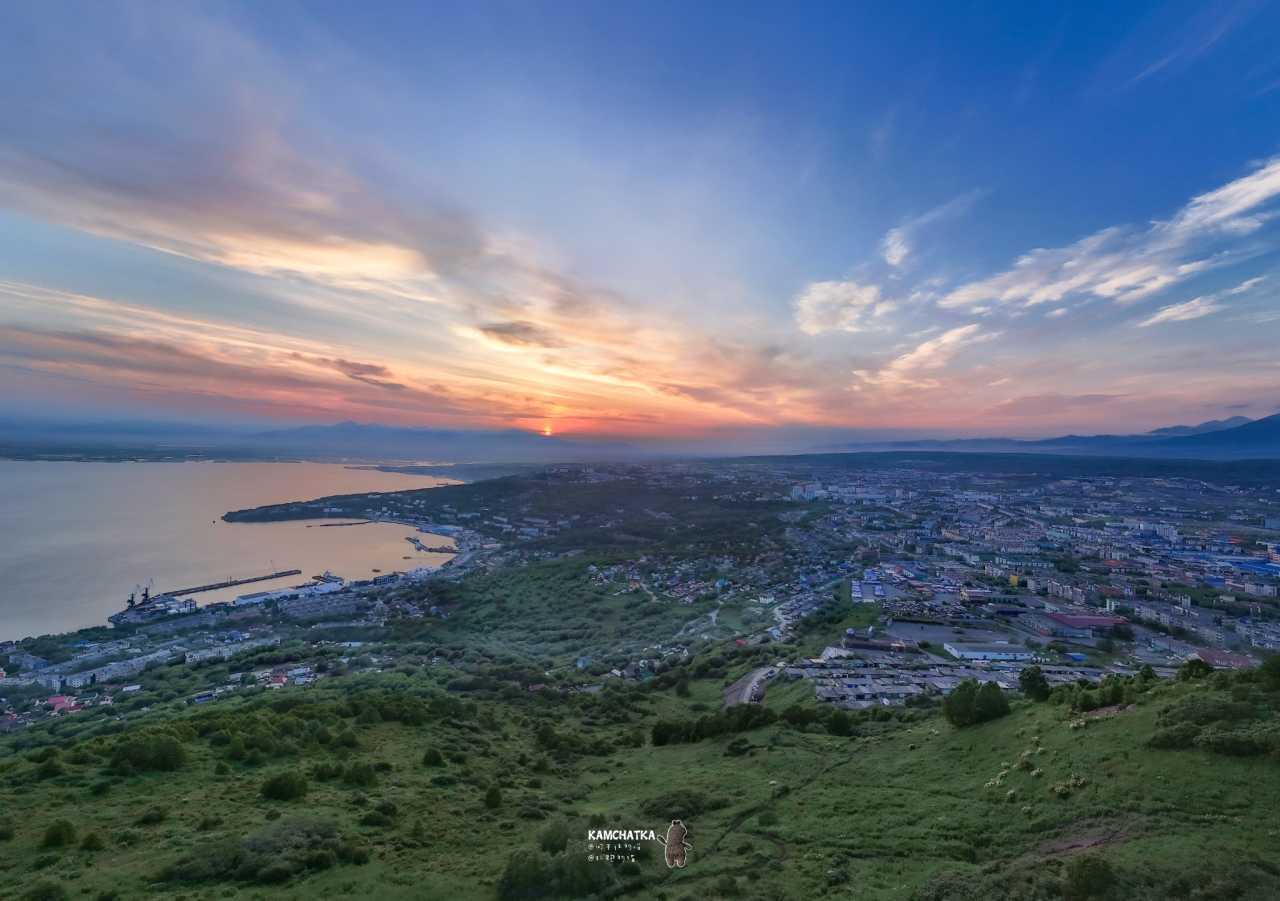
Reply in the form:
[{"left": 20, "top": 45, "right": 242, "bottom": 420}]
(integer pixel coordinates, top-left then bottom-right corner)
[{"left": 0, "top": 461, "right": 454, "bottom": 641}]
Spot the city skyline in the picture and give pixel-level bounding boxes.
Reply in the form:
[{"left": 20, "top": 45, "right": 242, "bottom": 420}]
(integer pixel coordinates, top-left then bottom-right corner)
[{"left": 3, "top": 2, "right": 1280, "bottom": 442}]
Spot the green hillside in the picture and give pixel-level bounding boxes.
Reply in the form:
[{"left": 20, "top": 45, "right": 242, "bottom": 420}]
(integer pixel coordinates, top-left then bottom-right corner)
[{"left": 3, "top": 654, "right": 1279, "bottom": 901}]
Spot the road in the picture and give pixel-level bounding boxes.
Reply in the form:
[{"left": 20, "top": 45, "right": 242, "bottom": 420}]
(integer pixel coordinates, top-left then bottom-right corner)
[{"left": 722, "top": 666, "right": 773, "bottom": 708}]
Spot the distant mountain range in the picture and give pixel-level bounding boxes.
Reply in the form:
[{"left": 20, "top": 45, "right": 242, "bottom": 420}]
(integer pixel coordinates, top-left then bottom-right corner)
[
  {"left": 0, "top": 418, "right": 637, "bottom": 463},
  {"left": 1145, "top": 416, "right": 1253, "bottom": 437},
  {"left": 2, "top": 413, "right": 1278, "bottom": 463},
  {"left": 246, "top": 421, "right": 633, "bottom": 462},
  {"left": 821, "top": 413, "right": 1280, "bottom": 460}
]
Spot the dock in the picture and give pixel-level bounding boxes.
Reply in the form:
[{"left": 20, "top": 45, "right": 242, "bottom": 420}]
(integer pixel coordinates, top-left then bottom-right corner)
[
  {"left": 405, "top": 536, "right": 456, "bottom": 554},
  {"left": 159, "top": 569, "right": 303, "bottom": 597}
]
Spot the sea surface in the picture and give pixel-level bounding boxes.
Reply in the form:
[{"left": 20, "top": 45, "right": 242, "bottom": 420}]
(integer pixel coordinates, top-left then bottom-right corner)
[{"left": 0, "top": 461, "right": 455, "bottom": 641}]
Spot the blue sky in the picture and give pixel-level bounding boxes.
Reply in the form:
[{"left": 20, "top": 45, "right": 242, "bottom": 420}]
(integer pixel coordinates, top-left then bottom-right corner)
[{"left": 1, "top": 1, "right": 1278, "bottom": 439}]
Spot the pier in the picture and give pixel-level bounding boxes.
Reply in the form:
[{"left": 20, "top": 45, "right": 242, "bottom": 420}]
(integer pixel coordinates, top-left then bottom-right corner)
[
  {"left": 159, "top": 570, "right": 302, "bottom": 597},
  {"left": 405, "top": 536, "right": 456, "bottom": 554}
]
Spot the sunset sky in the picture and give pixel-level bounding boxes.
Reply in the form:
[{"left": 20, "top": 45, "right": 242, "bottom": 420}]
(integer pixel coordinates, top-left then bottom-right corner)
[{"left": 2, "top": 1, "right": 1279, "bottom": 441}]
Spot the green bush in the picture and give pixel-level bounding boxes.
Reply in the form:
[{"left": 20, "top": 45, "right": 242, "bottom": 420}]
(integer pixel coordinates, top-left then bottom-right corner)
[
  {"left": 41, "top": 820, "right": 77, "bottom": 848},
  {"left": 161, "top": 817, "right": 368, "bottom": 886},
  {"left": 1147, "top": 723, "right": 1200, "bottom": 749},
  {"left": 111, "top": 732, "right": 187, "bottom": 773},
  {"left": 1019, "top": 666, "right": 1051, "bottom": 701},
  {"left": 827, "top": 710, "right": 855, "bottom": 736},
  {"left": 944, "top": 680, "right": 1010, "bottom": 727},
  {"left": 343, "top": 763, "right": 377, "bottom": 787},
  {"left": 1193, "top": 726, "right": 1275, "bottom": 757},
  {"left": 261, "top": 772, "right": 309, "bottom": 801},
  {"left": 639, "top": 790, "right": 727, "bottom": 820},
  {"left": 1158, "top": 694, "right": 1256, "bottom": 728},
  {"left": 1063, "top": 855, "right": 1117, "bottom": 900},
  {"left": 497, "top": 850, "right": 616, "bottom": 900},
  {"left": 538, "top": 818, "right": 571, "bottom": 854},
  {"left": 136, "top": 807, "right": 168, "bottom": 826},
  {"left": 21, "top": 881, "right": 69, "bottom": 901},
  {"left": 1261, "top": 655, "right": 1280, "bottom": 691},
  {"left": 1178, "top": 658, "right": 1213, "bottom": 681},
  {"left": 715, "top": 875, "right": 742, "bottom": 896},
  {"left": 80, "top": 832, "right": 106, "bottom": 851},
  {"left": 484, "top": 785, "right": 503, "bottom": 809},
  {"left": 423, "top": 748, "right": 445, "bottom": 767}
]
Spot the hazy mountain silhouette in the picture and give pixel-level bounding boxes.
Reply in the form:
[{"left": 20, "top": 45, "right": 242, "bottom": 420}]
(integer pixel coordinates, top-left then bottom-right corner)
[{"left": 819, "top": 414, "right": 1280, "bottom": 459}]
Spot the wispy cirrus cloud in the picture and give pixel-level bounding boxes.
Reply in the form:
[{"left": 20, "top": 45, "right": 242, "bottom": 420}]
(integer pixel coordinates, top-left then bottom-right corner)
[
  {"left": 853, "top": 323, "right": 995, "bottom": 390},
  {"left": 881, "top": 189, "right": 985, "bottom": 268},
  {"left": 989, "top": 392, "right": 1126, "bottom": 416},
  {"left": 941, "top": 157, "right": 1280, "bottom": 311},
  {"left": 1138, "top": 296, "right": 1222, "bottom": 327},
  {"left": 1125, "top": 1, "right": 1257, "bottom": 87},
  {"left": 1136, "top": 274, "right": 1267, "bottom": 327}
]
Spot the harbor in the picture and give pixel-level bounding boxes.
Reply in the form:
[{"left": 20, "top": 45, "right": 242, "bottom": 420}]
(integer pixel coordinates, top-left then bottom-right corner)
[{"left": 0, "top": 461, "right": 457, "bottom": 642}]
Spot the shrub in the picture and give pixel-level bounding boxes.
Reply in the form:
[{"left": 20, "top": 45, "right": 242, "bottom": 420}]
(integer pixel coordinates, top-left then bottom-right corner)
[
  {"left": 261, "top": 772, "right": 309, "bottom": 802},
  {"left": 944, "top": 680, "right": 1008, "bottom": 727},
  {"left": 1019, "top": 666, "right": 1051, "bottom": 702},
  {"left": 423, "top": 748, "right": 445, "bottom": 767},
  {"left": 497, "top": 850, "right": 615, "bottom": 901},
  {"left": 20, "top": 882, "right": 69, "bottom": 901},
  {"left": 827, "top": 710, "right": 855, "bottom": 737},
  {"left": 715, "top": 875, "right": 742, "bottom": 896},
  {"left": 539, "top": 818, "right": 571, "bottom": 854},
  {"left": 311, "top": 761, "right": 343, "bottom": 781},
  {"left": 1063, "top": 855, "right": 1117, "bottom": 900},
  {"left": 41, "top": 820, "right": 77, "bottom": 848},
  {"left": 1178, "top": 658, "right": 1213, "bottom": 681},
  {"left": 136, "top": 807, "right": 168, "bottom": 826},
  {"left": 1147, "top": 723, "right": 1200, "bottom": 750},
  {"left": 975, "top": 681, "right": 1010, "bottom": 722},
  {"left": 1158, "top": 694, "right": 1256, "bottom": 728},
  {"left": 80, "top": 832, "right": 105, "bottom": 851},
  {"left": 0, "top": 819, "right": 13, "bottom": 841},
  {"left": 484, "top": 785, "right": 503, "bottom": 809},
  {"left": 1193, "top": 726, "right": 1274, "bottom": 757},
  {"left": 161, "top": 817, "right": 368, "bottom": 886},
  {"left": 36, "top": 758, "right": 65, "bottom": 779},
  {"left": 639, "top": 790, "right": 727, "bottom": 820},
  {"left": 111, "top": 733, "right": 187, "bottom": 773},
  {"left": 343, "top": 763, "right": 377, "bottom": 787},
  {"left": 1261, "top": 655, "right": 1280, "bottom": 691}
]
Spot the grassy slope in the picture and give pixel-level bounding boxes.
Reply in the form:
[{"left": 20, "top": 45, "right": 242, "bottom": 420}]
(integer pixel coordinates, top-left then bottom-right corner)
[
  {"left": 3, "top": 672, "right": 1279, "bottom": 901},
  {"left": 587, "top": 685, "right": 1280, "bottom": 900}
]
